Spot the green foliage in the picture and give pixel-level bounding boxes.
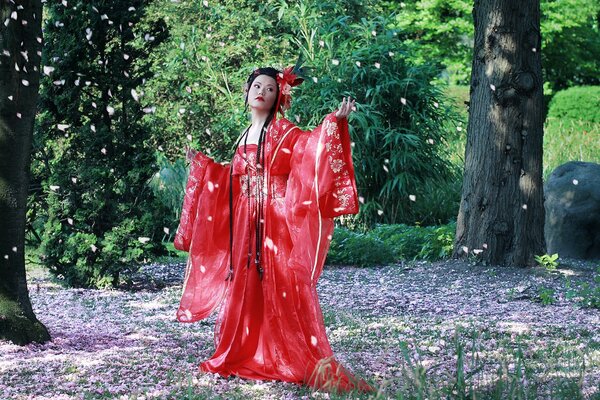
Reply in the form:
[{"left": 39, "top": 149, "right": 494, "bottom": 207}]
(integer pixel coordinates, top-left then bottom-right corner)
[
  {"left": 541, "top": 1, "right": 600, "bottom": 92},
  {"left": 149, "top": 152, "right": 188, "bottom": 224},
  {"left": 388, "top": 0, "right": 474, "bottom": 84},
  {"left": 326, "top": 222, "right": 455, "bottom": 266},
  {"left": 543, "top": 86, "right": 600, "bottom": 177},
  {"left": 144, "top": 0, "right": 463, "bottom": 227},
  {"left": 537, "top": 287, "right": 557, "bottom": 306},
  {"left": 280, "top": 3, "right": 462, "bottom": 226},
  {"left": 547, "top": 86, "right": 600, "bottom": 124},
  {"left": 566, "top": 267, "right": 600, "bottom": 309},
  {"left": 145, "top": 0, "right": 290, "bottom": 162},
  {"left": 384, "top": 0, "right": 600, "bottom": 91},
  {"left": 577, "top": 280, "right": 600, "bottom": 309},
  {"left": 534, "top": 253, "right": 559, "bottom": 271},
  {"left": 326, "top": 227, "right": 396, "bottom": 267},
  {"left": 372, "top": 223, "right": 456, "bottom": 261},
  {"left": 34, "top": 0, "right": 171, "bottom": 288}
]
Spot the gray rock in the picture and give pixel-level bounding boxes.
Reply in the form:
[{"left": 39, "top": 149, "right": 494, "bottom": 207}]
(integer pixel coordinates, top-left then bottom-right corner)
[{"left": 544, "top": 161, "right": 600, "bottom": 259}]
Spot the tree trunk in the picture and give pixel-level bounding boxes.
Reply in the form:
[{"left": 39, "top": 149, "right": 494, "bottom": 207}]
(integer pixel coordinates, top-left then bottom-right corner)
[
  {"left": 454, "top": 0, "right": 545, "bottom": 266},
  {"left": 0, "top": 0, "right": 50, "bottom": 345}
]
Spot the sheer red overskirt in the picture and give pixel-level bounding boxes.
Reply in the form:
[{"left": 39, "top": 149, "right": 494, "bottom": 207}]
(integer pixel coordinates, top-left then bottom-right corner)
[{"left": 174, "top": 114, "right": 373, "bottom": 392}]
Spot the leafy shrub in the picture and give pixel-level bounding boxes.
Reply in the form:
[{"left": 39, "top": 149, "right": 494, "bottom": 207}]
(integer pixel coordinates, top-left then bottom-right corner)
[
  {"left": 145, "top": 0, "right": 290, "bottom": 162},
  {"left": 35, "top": 0, "right": 170, "bottom": 288},
  {"left": 326, "top": 227, "right": 395, "bottom": 267},
  {"left": 547, "top": 86, "right": 600, "bottom": 123},
  {"left": 281, "top": 3, "right": 462, "bottom": 226},
  {"left": 149, "top": 152, "right": 188, "bottom": 227},
  {"left": 534, "top": 253, "right": 559, "bottom": 270},
  {"left": 536, "top": 287, "right": 557, "bottom": 306},
  {"left": 372, "top": 223, "right": 456, "bottom": 261},
  {"left": 327, "top": 222, "right": 456, "bottom": 266}
]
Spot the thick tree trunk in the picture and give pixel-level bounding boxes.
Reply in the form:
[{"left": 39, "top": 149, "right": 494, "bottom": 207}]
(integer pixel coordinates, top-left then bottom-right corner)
[
  {"left": 454, "top": 0, "right": 545, "bottom": 266},
  {"left": 0, "top": 0, "right": 50, "bottom": 344}
]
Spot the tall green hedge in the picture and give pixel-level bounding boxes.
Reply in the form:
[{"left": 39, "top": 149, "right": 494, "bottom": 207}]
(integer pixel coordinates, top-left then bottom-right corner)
[
  {"left": 34, "top": 0, "right": 171, "bottom": 288},
  {"left": 547, "top": 86, "right": 600, "bottom": 123}
]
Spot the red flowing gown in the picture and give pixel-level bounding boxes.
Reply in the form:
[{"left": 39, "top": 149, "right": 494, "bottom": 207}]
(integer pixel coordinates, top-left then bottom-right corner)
[{"left": 174, "top": 113, "right": 372, "bottom": 392}]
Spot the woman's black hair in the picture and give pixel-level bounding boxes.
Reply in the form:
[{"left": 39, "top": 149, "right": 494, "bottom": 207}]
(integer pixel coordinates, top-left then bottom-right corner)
[{"left": 226, "top": 67, "right": 281, "bottom": 282}]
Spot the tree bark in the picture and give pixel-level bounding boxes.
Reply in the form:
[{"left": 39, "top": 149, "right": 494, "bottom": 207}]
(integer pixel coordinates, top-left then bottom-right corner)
[
  {"left": 0, "top": 0, "right": 50, "bottom": 344},
  {"left": 454, "top": 0, "right": 545, "bottom": 266}
]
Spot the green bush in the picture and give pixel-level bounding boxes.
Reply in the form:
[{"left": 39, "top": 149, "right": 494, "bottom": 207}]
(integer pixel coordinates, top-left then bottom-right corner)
[
  {"left": 372, "top": 223, "right": 456, "bottom": 261},
  {"left": 149, "top": 152, "right": 188, "bottom": 227},
  {"left": 327, "top": 222, "right": 456, "bottom": 266},
  {"left": 326, "top": 227, "right": 395, "bottom": 267},
  {"left": 145, "top": 0, "right": 290, "bottom": 162},
  {"left": 145, "top": 0, "right": 463, "bottom": 227},
  {"left": 35, "top": 0, "right": 170, "bottom": 288},
  {"left": 281, "top": 3, "right": 462, "bottom": 227},
  {"left": 547, "top": 86, "right": 600, "bottom": 123}
]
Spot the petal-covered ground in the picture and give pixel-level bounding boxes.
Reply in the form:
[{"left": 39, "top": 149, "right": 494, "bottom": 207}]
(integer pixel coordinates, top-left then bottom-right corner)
[{"left": 1, "top": 260, "right": 599, "bottom": 399}]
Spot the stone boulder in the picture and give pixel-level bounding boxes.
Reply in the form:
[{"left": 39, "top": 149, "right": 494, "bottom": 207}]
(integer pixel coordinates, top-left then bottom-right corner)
[{"left": 544, "top": 161, "right": 600, "bottom": 259}]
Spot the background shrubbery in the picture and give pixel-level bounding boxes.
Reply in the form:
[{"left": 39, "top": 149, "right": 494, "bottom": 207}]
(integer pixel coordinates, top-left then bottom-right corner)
[
  {"left": 26, "top": 0, "right": 600, "bottom": 286},
  {"left": 32, "top": 0, "right": 171, "bottom": 287},
  {"left": 327, "top": 223, "right": 456, "bottom": 267},
  {"left": 547, "top": 86, "right": 600, "bottom": 124},
  {"left": 280, "top": 3, "right": 462, "bottom": 226}
]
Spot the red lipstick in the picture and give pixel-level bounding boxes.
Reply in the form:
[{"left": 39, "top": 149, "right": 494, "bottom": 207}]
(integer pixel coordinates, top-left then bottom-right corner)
[{"left": 255, "top": 96, "right": 264, "bottom": 102}]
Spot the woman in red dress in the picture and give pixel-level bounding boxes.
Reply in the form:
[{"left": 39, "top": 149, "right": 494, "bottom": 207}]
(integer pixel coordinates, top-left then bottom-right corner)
[{"left": 174, "top": 66, "right": 372, "bottom": 393}]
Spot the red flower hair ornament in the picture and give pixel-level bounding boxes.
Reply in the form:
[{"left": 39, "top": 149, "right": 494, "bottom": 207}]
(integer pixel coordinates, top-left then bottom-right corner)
[{"left": 274, "top": 65, "right": 305, "bottom": 118}]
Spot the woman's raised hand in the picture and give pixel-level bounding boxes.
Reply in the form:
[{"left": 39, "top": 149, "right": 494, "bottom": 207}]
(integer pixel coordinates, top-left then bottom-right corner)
[
  {"left": 335, "top": 96, "right": 356, "bottom": 119},
  {"left": 185, "top": 146, "right": 198, "bottom": 163}
]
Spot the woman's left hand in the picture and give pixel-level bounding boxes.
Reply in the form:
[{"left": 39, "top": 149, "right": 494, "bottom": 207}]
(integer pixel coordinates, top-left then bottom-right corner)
[{"left": 335, "top": 96, "right": 356, "bottom": 119}]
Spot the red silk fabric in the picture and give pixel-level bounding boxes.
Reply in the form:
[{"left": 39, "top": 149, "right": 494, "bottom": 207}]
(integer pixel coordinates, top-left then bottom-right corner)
[{"left": 174, "top": 113, "right": 372, "bottom": 392}]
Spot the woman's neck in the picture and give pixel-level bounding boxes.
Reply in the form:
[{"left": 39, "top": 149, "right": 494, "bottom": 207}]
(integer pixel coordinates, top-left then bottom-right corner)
[{"left": 250, "top": 108, "right": 271, "bottom": 129}]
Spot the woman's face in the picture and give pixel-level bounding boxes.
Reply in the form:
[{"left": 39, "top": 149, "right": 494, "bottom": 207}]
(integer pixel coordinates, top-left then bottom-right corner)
[{"left": 247, "top": 74, "right": 278, "bottom": 112}]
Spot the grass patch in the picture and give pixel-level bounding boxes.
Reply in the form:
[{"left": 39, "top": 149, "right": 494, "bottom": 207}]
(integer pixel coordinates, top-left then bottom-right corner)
[{"left": 543, "top": 118, "right": 600, "bottom": 178}]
